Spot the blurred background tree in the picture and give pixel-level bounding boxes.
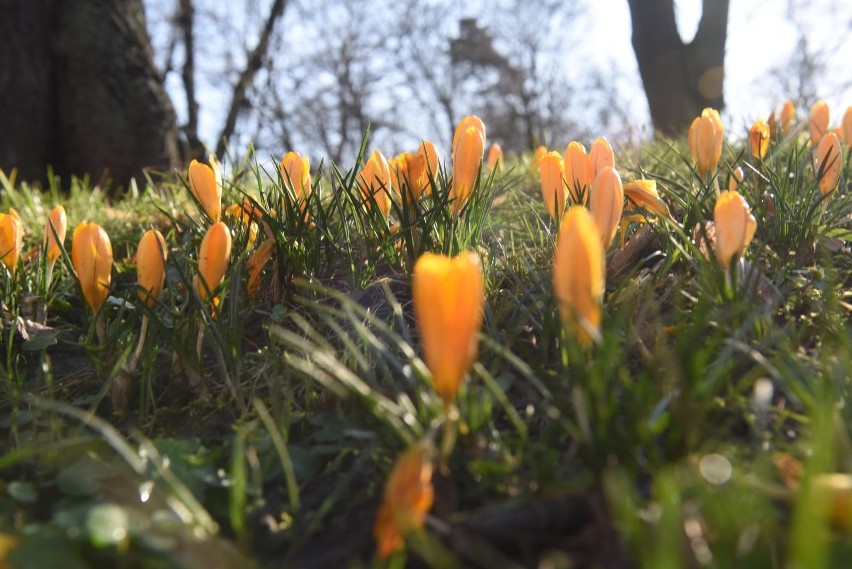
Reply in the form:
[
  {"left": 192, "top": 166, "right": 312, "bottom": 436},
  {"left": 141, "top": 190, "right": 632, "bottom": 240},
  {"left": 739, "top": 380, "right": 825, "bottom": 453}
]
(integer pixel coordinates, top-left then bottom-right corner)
[
  {"left": 627, "top": 0, "right": 729, "bottom": 135},
  {"left": 0, "top": 0, "right": 181, "bottom": 188},
  {"left": 2, "top": 0, "right": 851, "bottom": 188}
]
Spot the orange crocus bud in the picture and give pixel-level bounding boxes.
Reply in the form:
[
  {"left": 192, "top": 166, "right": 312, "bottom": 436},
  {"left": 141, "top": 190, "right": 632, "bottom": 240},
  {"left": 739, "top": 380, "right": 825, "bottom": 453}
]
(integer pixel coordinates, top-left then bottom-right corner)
[
  {"left": 623, "top": 179, "right": 671, "bottom": 219},
  {"left": 416, "top": 141, "right": 440, "bottom": 198},
  {"left": 246, "top": 239, "right": 275, "bottom": 296},
  {"left": 487, "top": 143, "right": 504, "bottom": 171},
  {"left": 553, "top": 206, "right": 604, "bottom": 346},
  {"left": 809, "top": 100, "right": 830, "bottom": 146},
  {"left": 280, "top": 151, "right": 312, "bottom": 203},
  {"left": 689, "top": 113, "right": 721, "bottom": 178},
  {"left": 373, "top": 442, "right": 435, "bottom": 559},
  {"left": 813, "top": 474, "right": 852, "bottom": 531},
  {"left": 0, "top": 210, "right": 23, "bottom": 274},
  {"left": 358, "top": 150, "right": 392, "bottom": 217},
  {"left": 588, "top": 166, "right": 624, "bottom": 249},
  {"left": 728, "top": 166, "right": 744, "bottom": 193},
  {"left": 704, "top": 108, "right": 724, "bottom": 163},
  {"left": 589, "top": 136, "right": 615, "bottom": 178},
  {"left": 418, "top": 140, "right": 440, "bottom": 171},
  {"left": 194, "top": 221, "right": 232, "bottom": 300},
  {"left": 814, "top": 132, "right": 842, "bottom": 197},
  {"left": 841, "top": 106, "right": 852, "bottom": 145},
  {"left": 713, "top": 190, "right": 757, "bottom": 270},
  {"left": 225, "top": 202, "right": 259, "bottom": 244},
  {"left": 781, "top": 100, "right": 796, "bottom": 133},
  {"left": 539, "top": 151, "right": 566, "bottom": 221},
  {"left": 392, "top": 152, "right": 429, "bottom": 204},
  {"left": 188, "top": 159, "right": 222, "bottom": 223},
  {"left": 563, "top": 141, "right": 591, "bottom": 204},
  {"left": 43, "top": 205, "right": 67, "bottom": 264},
  {"left": 766, "top": 110, "right": 778, "bottom": 138},
  {"left": 71, "top": 222, "right": 113, "bottom": 312},
  {"left": 452, "top": 115, "right": 486, "bottom": 158},
  {"left": 412, "top": 251, "right": 484, "bottom": 405},
  {"left": 749, "top": 119, "right": 771, "bottom": 160},
  {"left": 450, "top": 116, "right": 486, "bottom": 216},
  {"left": 388, "top": 154, "right": 401, "bottom": 197},
  {"left": 136, "top": 229, "right": 167, "bottom": 307}
]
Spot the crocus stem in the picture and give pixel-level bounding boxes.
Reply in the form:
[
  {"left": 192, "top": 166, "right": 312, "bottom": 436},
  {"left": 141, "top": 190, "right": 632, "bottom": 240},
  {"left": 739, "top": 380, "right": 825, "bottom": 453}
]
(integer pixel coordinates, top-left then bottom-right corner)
[
  {"left": 45, "top": 261, "right": 55, "bottom": 290},
  {"left": 128, "top": 314, "right": 149, "bottom": 371},
  {"left": 95, "top": 312, "right": 107, "bottom": 346},
  {"left": 439, "top": 403, "right": 459, "bottom": 474},
  {"left": 196, "top": 320, "right": 205, "bottom": 362},
  {"left": 724, "top": 266, "right": 733, "bottom": 296}
]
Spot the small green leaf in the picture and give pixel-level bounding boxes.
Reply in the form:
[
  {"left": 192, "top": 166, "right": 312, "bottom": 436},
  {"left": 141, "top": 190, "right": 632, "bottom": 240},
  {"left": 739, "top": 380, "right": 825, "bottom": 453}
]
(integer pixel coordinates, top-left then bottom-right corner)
[
  {"left": 7, "top": 481, "right": 37, "bottom": 503},
  {"left": 21, "top": 332, "right": 60, "bottom": 351},
  {"left": 86, "top": 504, "right": 130, "bottom": 548}
]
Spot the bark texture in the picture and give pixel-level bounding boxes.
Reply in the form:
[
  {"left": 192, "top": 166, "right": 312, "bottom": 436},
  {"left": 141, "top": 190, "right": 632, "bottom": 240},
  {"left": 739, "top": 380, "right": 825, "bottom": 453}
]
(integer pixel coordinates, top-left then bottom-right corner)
[
  {"left": 0, "top": 0, "right": 179, "bottom": 189},
  {"left": 627, "top": 0, "right": 730, "bottom": 135}
]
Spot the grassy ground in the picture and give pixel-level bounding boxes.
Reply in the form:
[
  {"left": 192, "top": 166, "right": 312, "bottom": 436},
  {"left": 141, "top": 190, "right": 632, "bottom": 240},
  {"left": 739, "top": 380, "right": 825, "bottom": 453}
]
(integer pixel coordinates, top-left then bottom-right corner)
[{"left": 1, "top": 120, "right": 852, "bottom": 568}]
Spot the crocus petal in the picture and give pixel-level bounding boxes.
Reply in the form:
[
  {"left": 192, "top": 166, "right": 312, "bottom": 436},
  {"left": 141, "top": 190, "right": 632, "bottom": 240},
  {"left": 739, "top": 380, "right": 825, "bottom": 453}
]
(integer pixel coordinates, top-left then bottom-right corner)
[
  {"left": 373, "top": 443, "right": 435, "bottom": 559},
  {"left": 714, "top": 190, "right": 757, "bottom": 270},
  {"left": 188, "top": 159, "right": 222, "bottom": 223},
  {"left": 588, "top": 167, "right": 625, "bottom": 249},
  {"left": 815, "top": 132, "right": 843, "bottom": 197},
  {"left": 702, "top": 107, "right": 724, "bottom": 166},
  {"left": 246, "top": 239, "right": 275, "bottom": 296},
  {"left": 412, "top": 251, "right": 484, "bottom": 404},
  {"left": 450, "top": 121, "right": 485, "bottom": 216},
  {"left": 539, "top": 151, "right": 566, "bottom": 221},
  {"left": 0, "top": 211, "right": 24, "bottom": 273},
  {"left": 749, "top": 120, "right": 771, "bottom": 160},
  {"left": 553, "top": 206, "right": 605, "bottom": 346},
  {"left": 72, "top": 222, "right": 113, "bottom": 312},
  {"left": 813, "top": 474, "right": 852, "bottom": 531},
  {"left": 728, "top": 167, "right": 744, "bottom": 193},
  {"left": 563, "top": 141, "right": 591, "bottom": 204},
  {"left": 842, "top": 106, "right": 852, "bottom": 145},
  {"left": 589, "top": 137, "right": 615, "bottom": 178},
  {"left": 43, "top": 205, "right": 68, "bottom": 264},
  {"left": 623, "top": 179, "right": 671, "bottom": 219},
  {"left": 532, "top": 145, "right": 547, "bottom": 175},
  {"left": 136, "top": 229, "right": 167, "bottom": 307},
  {"left": 196, "top": 221, "right": 232, "bottom": 300},
  {"left": 358, "top": 150, "right": 392, "bottom": 217},
  {"left": 393, "top": 152, "right": 428, "bottom": 204},
  {"left": 452, "top": 115, "right": 486, "bottom": 159},
  {"left": 809, "top": 100, "right": 830, "bottom": 146},
  {"left": 690, "top": 115, "right": 720, "bottom": 177},
  {"left": 280, "top": 151, "right": 311, "bottom": 202},
  {"left": 781, "top": 100, "right": 796, "bottom": 133},
  {"left": 417, "top": 140, "right": 440, "bottom": 198},
  {"left": 487, "top": 143, "right": 503, "bottom": 171}
]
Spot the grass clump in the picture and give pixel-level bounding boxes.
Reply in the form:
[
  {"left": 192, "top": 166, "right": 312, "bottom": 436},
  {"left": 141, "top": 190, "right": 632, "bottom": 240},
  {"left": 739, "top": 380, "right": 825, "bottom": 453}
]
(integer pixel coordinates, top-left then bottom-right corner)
[{"left": 0, "top": 109, "right": 852, "bottom": 568}]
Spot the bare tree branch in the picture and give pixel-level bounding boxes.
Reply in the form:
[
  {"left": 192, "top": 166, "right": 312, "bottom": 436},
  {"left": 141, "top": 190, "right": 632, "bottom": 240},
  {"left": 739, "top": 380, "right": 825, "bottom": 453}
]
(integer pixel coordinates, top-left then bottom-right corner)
[
  {"left": 178, "top": 0, "right": 203, "bottom": 159},
  {"left": 215, "top": 0, "right": 288, "bottom": 158}
]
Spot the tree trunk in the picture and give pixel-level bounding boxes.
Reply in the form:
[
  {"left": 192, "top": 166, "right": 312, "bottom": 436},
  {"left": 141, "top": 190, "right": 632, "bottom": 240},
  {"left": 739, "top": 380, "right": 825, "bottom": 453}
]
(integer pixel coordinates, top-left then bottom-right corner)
[
  {"left": 0, "top": 0, "right": 180, "bottom": 189},
  {"left": 627, "top": 0, "right": 730, "bottom": 136},
  {"left": 0, "top": 0, "right": 58, "bottom": 184}
]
